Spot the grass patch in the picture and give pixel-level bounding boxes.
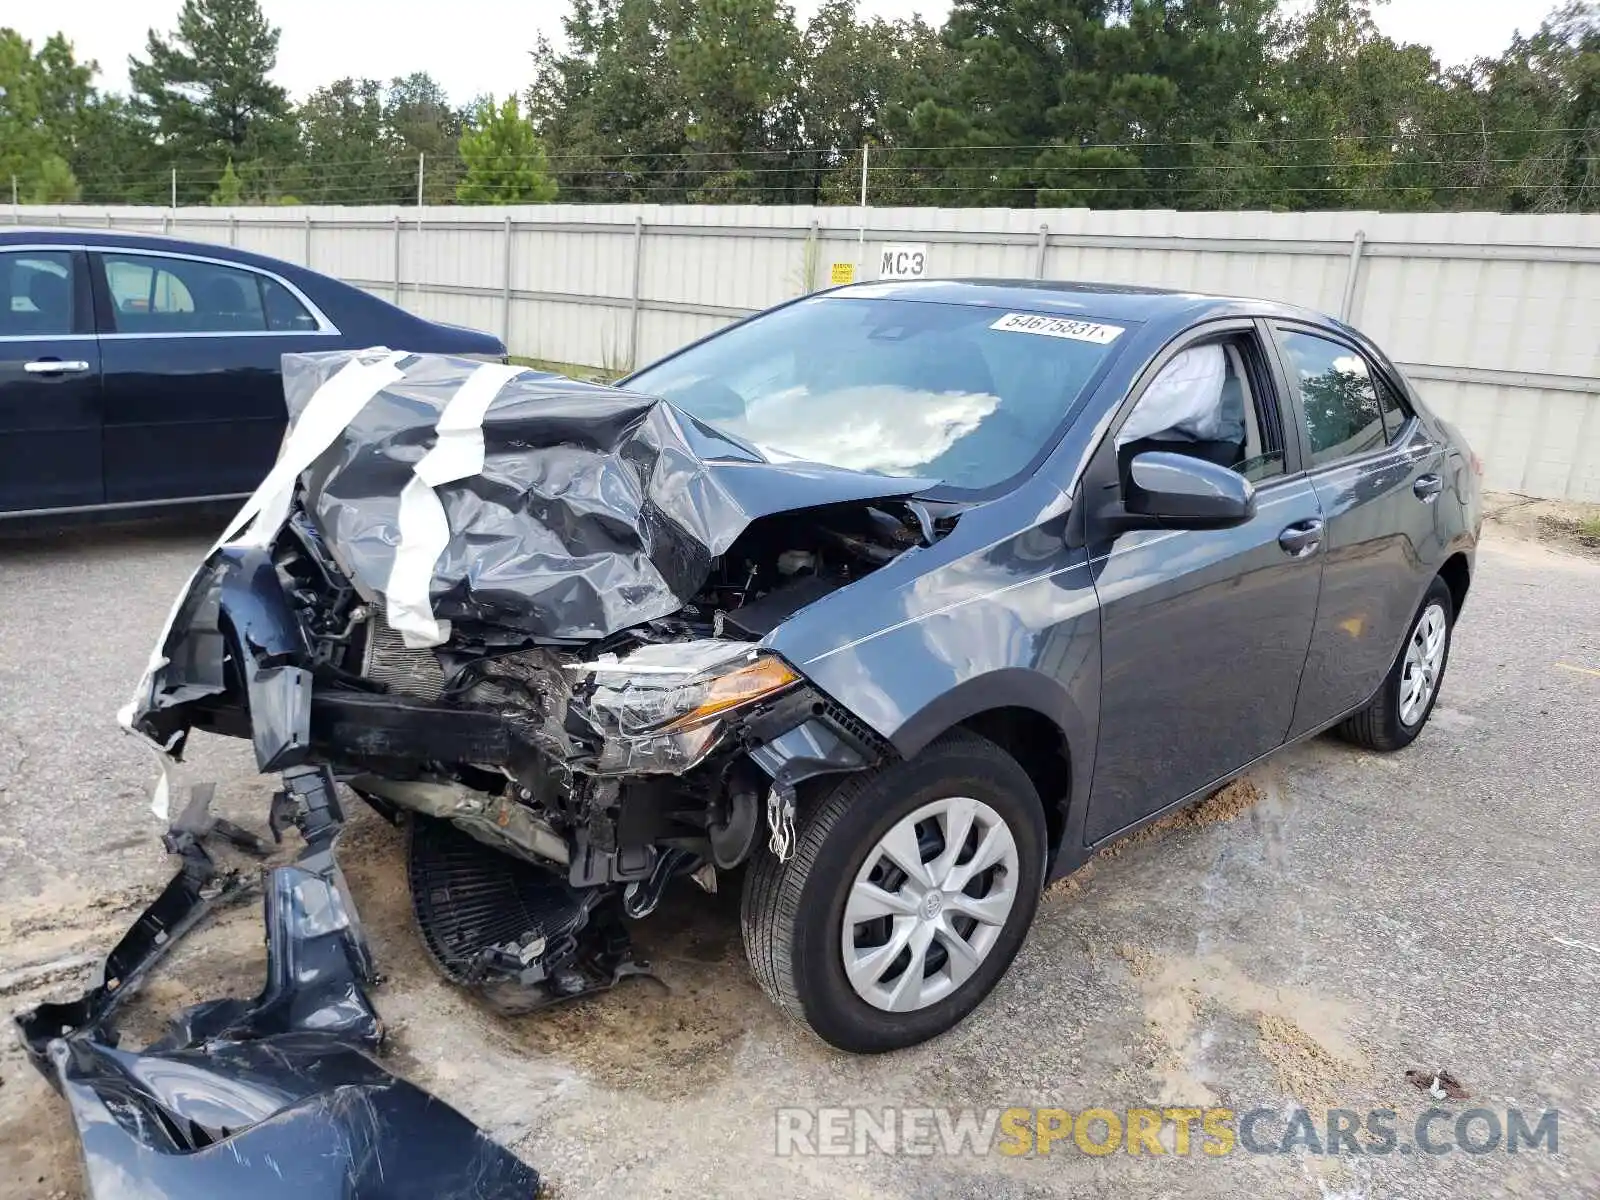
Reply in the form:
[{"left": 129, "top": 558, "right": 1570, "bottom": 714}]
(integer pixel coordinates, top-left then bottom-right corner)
[
  {"left": 509, "top": 355, "right": 625, "bottom": 383},
  {"left": 1537, "top": 512, "right": 1600, "bottom": 550}
]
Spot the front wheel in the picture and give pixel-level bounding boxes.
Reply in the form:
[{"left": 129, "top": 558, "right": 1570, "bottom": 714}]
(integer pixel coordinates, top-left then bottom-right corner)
[
  {"left": 741, "top": 730, "right": 1046, "bottom": 1053},
  {"left": 1337, "top": 576, "right": 1455, "bottom": 752}
]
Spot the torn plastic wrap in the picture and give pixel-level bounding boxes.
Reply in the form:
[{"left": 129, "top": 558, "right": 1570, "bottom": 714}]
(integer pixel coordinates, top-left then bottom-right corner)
[
  {"left": 282, "top": 350, "right": 929, "bottom": 645},
  {"left": 127, "top": 349, "right": 928, "bottom": 763}
]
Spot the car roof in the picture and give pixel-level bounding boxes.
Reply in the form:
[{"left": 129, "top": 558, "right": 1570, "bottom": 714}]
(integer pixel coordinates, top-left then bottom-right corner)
[
  {"left": 829, "top": 277, "right": 1332, "bottom": 327},
  {"left": 1, "top": 226, "right": 311, "bottom": 278}
]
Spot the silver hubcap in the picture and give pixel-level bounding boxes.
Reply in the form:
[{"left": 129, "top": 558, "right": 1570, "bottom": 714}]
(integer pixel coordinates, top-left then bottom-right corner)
[
  {"left": 841, "top": 796, "right": 1019, "bottom": 1013},
  {"left": 1399, "top": 602, "right": 1448, "bottom": 726}
]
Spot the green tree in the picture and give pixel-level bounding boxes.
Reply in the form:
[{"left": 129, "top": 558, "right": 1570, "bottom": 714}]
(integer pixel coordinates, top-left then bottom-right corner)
[
  {"left": 209, "top": 157, "right": 243, "bottom": 203},
  {"left": 798, "top": 3, "right": 949, "bottom": 201},
  {"left": 0, "top": 29, "right": 84, "bottom": 201},
  {"left": 456, "top": 96, "right": 559, "bottom": 203},
  {"left": 528, "top": 0, "right": 697, "bottom": 202},
  {"left": 668, "top": 0, "right": 803, "bottom": 200},
  {"left": 128, "top": 0, "right": 292, "bottom": 202},
  {"left": 900, "top": 0, "right": 1280, "bottom": 208},
  {"left": 296, "top": 77, "right": 394, "bottom": 203},
  {"left": 72, "top": 95, "right": 166, "bottom": 204},
  {"left": 386, "top": 72, "right": 465, "bottom": 202},
  {"left": 1247, "top": 0, "right": 1462, "bottom": 211},
  {"left": 1449, "top": 1, "right": 1598, "bottom": 211}
]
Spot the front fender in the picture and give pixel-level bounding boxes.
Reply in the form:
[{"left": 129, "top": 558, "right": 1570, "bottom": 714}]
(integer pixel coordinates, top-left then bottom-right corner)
[{"left": 770, "top": 530, "right": 1102, "bottom": 856}]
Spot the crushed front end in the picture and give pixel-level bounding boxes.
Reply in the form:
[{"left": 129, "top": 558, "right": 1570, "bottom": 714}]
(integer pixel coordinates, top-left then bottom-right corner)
[{"left": 123, "top": 349, "right": 928, "bottom": 1009}]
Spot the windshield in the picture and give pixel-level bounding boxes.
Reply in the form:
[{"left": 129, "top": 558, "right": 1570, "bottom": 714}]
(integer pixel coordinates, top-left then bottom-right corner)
[{"left": 625, "top": 296, "right": 1127, "bottom": 491}]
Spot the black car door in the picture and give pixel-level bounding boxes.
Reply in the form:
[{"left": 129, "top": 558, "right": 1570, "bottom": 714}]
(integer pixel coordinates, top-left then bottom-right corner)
[
  {"left": 0, "top": 247, "right": 103, "bottom": 513},
  {"left": 1270, "top": 323, "right": 1451, "bottom": 738},
  {"left": 1082, "top": 319, "right": 1324, "bottom": 844},
  {"left": 92, "top": 248, "right": 336, "bottom": 503}
]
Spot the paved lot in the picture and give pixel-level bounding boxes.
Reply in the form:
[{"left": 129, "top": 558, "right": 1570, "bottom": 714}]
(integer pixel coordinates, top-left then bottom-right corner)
[{"left": 0, "top": 518, "right": 1596, "bottom": 1199}]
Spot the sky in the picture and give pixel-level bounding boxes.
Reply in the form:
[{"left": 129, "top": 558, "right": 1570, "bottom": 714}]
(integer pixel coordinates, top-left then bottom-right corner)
[{"left": 8, "top": 0, "right": 1564, "bottom": 106}]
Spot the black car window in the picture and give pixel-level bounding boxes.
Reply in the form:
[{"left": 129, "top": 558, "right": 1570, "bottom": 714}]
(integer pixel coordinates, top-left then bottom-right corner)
[
  {"left": 1116, "top": 334, "right": 1284, "bottom": 485},
  {"left": 1375, "top": 374, "right": 1413, "bottom": 444},
  {"left": 102, "top": 253, "right": 268, "bottom": 334},
  {"left": 624, "top": 296, "right": 1126, "bottom": 491},
  {"left": 0, "top": 250, "right": 74, "bottom": 337},
  {"left": 1277, "top": 328, "right": 1386, "bottom": 467},
  {"left": 261, "top": 276, "right": 317, "bottom": 331}
]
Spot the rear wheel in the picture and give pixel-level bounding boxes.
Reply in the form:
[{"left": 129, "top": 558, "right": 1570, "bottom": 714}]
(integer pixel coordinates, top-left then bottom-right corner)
[
  {"left": 1337, "top": 576, "right": 1454, "bottom": 751},
  {"left": 741, "top": 730, "right": 1046, "bottom": 1053}
]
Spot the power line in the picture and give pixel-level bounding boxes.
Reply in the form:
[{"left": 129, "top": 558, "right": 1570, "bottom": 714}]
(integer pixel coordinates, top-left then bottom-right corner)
[{"left": 39, "top": 123, "right": 1595, "bottom": 190}]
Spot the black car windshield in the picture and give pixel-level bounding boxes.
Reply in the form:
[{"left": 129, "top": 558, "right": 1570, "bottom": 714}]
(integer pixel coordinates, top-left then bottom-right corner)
[{"left": 625, "top": 295, "right": 1128, "bottom": 491}]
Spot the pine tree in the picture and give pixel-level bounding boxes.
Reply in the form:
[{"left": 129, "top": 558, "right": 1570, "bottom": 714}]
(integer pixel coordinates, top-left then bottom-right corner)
[
  {"left": 128, "top": 0, "right": 292, "bottom": 201},
  {"left": 456, "top": 96, "right": 559, "bottom": 203},
  {"left": 209, "top": 157, "right": 243, "bottom": 204}
]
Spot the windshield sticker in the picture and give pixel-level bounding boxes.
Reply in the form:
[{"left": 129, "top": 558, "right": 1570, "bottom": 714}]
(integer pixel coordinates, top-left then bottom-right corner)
[{"left": 990, "top": 313, "right": 1125, "bottom": 343}]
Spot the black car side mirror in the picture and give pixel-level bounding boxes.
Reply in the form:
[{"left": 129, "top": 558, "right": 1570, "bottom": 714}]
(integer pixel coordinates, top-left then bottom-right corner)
[{"left": 1095, "top": 450, "right": 1257, "bottom": 535}]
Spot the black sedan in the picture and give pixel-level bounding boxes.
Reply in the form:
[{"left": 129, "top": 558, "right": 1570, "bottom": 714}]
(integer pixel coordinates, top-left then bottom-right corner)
[
  {"left": 0, "top": 229, "right": 505, "bottom": 518},
  {"left": 120, "top": 279, "right": 1483, "bottom": 1058}
]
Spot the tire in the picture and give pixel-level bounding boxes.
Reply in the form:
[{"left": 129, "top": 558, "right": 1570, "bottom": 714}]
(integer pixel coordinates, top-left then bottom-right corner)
[
  {"left": 1337, "top": 575, "right": 1455, "bottom": 752},
  {"left": 741, "top": 730, "right": 1046, "bottom": 1053}
]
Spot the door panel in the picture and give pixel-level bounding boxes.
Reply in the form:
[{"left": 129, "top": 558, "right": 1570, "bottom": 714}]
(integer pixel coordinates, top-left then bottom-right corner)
[
  {"left": 0, "top": 337, "right": 104, "bottom": 512},
  {"left": 1086, "top": 480, "right": 1324, "bottom": 842},
  {"left": 0, "top": 249, "right": 102, "bottom": 513},
  {"left": 98, "top": 337, "right": 314, "bottom": 502},
  {"left": 93, "top": 250, "right": 328, "bottom": 502},
  {"left": 1269, "top": 323, "right": 1451, "bottom": 737},
  {"left": 1286, "top": 426, "right": 1446, "bottom": 736}
]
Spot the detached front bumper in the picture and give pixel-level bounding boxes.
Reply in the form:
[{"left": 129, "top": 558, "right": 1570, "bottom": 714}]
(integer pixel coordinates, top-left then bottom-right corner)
[{"left": 15, "top": 770, "right": 540, "bottom": 1199}]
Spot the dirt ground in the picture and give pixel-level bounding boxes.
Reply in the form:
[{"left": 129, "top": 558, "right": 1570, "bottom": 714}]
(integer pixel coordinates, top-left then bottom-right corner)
[
  {"left": 1481, "top": 490, "right": 1600, "bottom": 558},
  {"left": 1, "top": 513, "right": 1597, "bottom": 1198}
]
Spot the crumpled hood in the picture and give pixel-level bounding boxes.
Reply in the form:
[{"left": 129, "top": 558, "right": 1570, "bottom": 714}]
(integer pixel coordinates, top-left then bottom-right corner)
[
  {"left": 285, "top": 350, "right": 932, "bottom": 644},
  {"left": 124, "top": 349, "right": 930, "bottom": 760}
]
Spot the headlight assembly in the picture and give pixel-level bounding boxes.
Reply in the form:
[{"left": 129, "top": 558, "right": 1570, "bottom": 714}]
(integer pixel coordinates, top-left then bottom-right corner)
[{"left": 567, "top": 641, "right": 801, "bottom": 773}]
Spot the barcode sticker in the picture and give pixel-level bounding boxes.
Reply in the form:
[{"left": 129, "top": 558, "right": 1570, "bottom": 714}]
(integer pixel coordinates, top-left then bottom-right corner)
[{"left": 990, "top": 313, "right": 1125, "bottom": 343}]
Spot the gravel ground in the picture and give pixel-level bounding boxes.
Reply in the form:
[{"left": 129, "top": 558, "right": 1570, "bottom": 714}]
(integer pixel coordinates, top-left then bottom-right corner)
[{"left": 0, "top": 515, "right": 1596, "bottom": 1199}]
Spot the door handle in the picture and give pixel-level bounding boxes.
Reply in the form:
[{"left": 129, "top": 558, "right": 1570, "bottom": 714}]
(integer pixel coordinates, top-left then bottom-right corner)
[
  {"left": 1413, "top": 474, "right": 1443, "bottom": 502},
  {"left": 23, "top": 359, "right": 91, "bottom": 374},
  {"left": 1278, "top": 518, "right": 1324, "bottom": 557}
]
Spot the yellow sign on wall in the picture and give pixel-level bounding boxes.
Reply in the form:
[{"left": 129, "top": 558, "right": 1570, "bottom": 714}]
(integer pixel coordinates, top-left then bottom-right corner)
[{"left": 829, "top": 262, "right": 856, "bottom": 285}]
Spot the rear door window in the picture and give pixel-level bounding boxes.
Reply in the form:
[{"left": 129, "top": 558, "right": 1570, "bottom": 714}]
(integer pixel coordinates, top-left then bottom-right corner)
[
  {"left": 1276, "top": 328, "right": 1386, "bottom": 467},
  {"left": 0, "top": 251, "right": 75, "bottom": 337},
  {"left": 100, "top": 253, "right": 268, "bottom": 334}
]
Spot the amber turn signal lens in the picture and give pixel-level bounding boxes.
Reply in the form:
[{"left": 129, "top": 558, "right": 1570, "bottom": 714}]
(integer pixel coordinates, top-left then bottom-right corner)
[{"left": 664, "top": 656, "right": 800, "bottom": 730}]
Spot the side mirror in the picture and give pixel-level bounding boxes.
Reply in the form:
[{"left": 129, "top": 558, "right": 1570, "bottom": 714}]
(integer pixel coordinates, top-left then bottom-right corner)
[{"left": 1097, "top": 450, "right": 1257, "bottom": 534}]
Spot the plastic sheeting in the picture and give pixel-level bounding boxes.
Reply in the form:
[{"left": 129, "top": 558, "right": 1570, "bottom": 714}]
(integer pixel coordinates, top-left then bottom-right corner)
[{"left": 284, "top": 351, "right": 931, "bottom": 644}]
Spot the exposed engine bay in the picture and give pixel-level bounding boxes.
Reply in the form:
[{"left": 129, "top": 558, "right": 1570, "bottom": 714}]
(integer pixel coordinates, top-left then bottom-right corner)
[
  {"left": 118, "top": 349, "right": 953, "bottom": 1012},
  {"left": 218, "top": 498, "right": 915, "bottom": 1005}
]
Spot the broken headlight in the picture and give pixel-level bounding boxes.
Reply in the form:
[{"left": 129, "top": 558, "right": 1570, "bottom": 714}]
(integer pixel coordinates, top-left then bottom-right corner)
[{"left": 569, "top": 641, "right": 800, "bottom": 773}]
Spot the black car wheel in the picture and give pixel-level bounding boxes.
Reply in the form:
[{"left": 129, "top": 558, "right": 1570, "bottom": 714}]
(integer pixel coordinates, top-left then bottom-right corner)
[
  {"left": 741, "top": 730, "right": 1046, "bottom": 1053},
  {"left": 1337, "top": 575, "right": 1455, "bottom": 752}
]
